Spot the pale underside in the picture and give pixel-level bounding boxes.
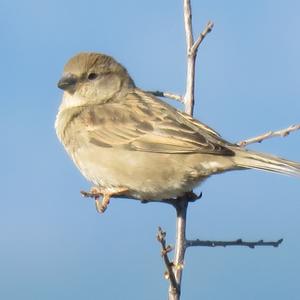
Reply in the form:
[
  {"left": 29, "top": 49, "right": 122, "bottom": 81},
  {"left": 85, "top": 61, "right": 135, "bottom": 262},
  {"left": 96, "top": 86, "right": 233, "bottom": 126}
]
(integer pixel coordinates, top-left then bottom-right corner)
[
  {"left": 73, "top": 145, "right": 235, "bottom": 199},
  {"left": 56, "top": 89, "right": 237, "bottom": 200}
]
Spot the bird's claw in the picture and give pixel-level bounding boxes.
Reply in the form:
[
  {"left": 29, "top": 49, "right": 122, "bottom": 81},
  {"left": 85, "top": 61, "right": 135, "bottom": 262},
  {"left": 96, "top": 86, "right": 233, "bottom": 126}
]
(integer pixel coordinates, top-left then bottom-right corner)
[
  {"left": 80, "top": 187, "right": 128, "bottom": 213},
  {"left": 185, "top": 191, "right": 202, "bottom": 202}
]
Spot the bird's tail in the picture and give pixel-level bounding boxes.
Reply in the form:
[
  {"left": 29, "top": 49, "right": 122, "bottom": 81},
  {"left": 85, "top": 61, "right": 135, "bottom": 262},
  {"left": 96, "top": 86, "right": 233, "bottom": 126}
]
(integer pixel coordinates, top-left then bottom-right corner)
[{"left": 232, "top": 148, "right": 300, "bottom": 177}]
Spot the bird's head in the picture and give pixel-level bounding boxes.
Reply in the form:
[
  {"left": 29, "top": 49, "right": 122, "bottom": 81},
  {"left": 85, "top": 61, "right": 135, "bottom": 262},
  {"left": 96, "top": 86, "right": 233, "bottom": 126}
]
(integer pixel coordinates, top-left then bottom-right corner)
[{"left": 57, "top": 52, "right": 135, "bottom": 107}]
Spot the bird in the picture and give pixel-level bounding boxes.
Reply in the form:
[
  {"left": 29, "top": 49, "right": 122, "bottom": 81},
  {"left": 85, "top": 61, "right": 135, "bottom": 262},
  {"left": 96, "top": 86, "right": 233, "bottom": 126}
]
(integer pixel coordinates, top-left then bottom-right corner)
[{"left": 55, "top": 52, "right": 300, "bottom": 213}]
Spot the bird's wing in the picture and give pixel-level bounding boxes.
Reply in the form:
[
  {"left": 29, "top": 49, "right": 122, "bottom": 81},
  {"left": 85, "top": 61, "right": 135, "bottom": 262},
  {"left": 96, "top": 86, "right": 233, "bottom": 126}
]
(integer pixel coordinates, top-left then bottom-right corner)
[{"left": 79, "top": 91, "right": 234, "bottom": 156}]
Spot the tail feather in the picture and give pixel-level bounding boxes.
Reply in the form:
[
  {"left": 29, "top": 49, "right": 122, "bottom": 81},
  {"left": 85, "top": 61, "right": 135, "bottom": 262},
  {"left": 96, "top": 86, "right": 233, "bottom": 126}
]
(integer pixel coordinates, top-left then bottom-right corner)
[{"left": 232, "top": 148, "right": 300, "bottom": 177}]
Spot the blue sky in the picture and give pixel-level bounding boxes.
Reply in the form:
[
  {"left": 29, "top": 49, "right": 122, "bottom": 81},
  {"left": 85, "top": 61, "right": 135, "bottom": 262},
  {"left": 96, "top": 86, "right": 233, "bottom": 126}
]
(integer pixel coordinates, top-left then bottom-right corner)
[{"left": 0, "top": 1, "right": 300, "bottom": 299}]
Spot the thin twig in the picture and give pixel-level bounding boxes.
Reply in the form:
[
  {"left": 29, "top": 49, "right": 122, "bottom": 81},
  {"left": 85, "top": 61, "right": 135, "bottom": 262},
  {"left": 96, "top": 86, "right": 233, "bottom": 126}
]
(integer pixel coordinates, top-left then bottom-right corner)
[
  {"left": 158, "top": 19, "right": 213, "bottom": 111},
  {"left": 157, "top": 227, "right": 179, "bottom": 294},
  {"left": 186, "top": 238, "right": 284, "bottom": 249},
  {"left": 183, "top": 1, "right": 213, "bottom": 115},
  {"left": 183, "top": 0, "right": 195, "bottom": 115},
  {"left": 183, "top": 0, "right": 193, "bottom": 51},
  {"left": 146, "top": 91, "right": 184, "bottom": 103},
  {"left": 237, "top": 124, "right": 300, "bottom": 147},
  {"left": 190, "top": 21, "right": 214, "bottom": 55}
]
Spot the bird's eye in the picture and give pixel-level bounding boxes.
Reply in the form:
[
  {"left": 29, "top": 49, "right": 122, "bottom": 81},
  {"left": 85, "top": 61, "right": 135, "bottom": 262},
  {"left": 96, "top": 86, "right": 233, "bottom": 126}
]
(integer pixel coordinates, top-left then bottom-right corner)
[{"left": 87, "top": 73, "right": 98, "bottom": 80}]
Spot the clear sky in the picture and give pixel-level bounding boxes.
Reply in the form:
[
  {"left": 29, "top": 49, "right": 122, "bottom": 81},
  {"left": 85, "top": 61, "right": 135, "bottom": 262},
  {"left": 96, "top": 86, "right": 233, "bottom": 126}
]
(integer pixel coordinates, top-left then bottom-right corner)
[{"left": 1, "top": 1, "right": 299, "bottom": 299}]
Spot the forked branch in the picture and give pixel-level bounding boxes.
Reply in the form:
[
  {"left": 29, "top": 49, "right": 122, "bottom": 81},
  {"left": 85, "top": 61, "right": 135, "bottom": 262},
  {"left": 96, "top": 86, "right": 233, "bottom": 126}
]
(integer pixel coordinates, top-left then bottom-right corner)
[
  {"left": 166, "top": 1, "right": 214, "bottom": 300},
  {"left": 183, "top": 0, "right": 214, "bottom": 115},
  {"left": 157, "top": 1, "right": 294, "bottom": 300}
]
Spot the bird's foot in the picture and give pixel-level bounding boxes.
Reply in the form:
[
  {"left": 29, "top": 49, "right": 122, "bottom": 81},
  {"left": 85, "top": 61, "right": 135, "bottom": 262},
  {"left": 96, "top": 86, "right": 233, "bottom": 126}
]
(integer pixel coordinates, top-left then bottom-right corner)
[
  {"left": 184, "top": 191, "right": 202, "bottom": 202},
  {"left": 80, "top": 187, "right": 128, "bottom": 213}
]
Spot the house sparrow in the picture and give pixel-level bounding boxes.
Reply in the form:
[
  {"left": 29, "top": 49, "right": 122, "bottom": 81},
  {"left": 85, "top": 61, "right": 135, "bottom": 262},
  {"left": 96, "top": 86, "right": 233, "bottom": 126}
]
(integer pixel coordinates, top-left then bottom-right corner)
[{"left": 55, "top": 52, "right": 300, "bottom": 213}]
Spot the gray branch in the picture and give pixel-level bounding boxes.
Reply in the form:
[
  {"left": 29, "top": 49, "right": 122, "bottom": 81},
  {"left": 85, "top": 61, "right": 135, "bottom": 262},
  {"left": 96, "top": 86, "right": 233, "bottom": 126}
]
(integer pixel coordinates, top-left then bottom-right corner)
[
  {"left": 186, "top": 238, "right": 284, "bottom": 249},
  {"left": 237, "top": 124, "right": 300, "bottom": 147},
  {"left": 157, "top": 227, "right": 179, "bottom": 295},
  {"left": 183, "top": 1, "right": 213, "bottom": 116},
  {"left": 166, "top": 1, "right": 214, "bottom": 299}
]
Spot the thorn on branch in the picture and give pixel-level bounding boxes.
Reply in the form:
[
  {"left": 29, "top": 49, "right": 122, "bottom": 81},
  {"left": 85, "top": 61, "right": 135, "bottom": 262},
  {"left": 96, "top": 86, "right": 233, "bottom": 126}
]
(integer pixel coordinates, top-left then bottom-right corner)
[{"left": 186, "top": 238, "right": 284, "bottom": 249}]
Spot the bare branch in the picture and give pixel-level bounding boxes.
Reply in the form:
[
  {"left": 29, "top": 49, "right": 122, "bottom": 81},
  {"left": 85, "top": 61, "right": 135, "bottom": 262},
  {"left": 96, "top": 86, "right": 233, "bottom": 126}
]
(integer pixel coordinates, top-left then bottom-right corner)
[
  {"left": 183, "top": 0, "right": 194, "bottom": 51},
  {"left": 166, "top": 2, "right": 214, "bottom": 299},
  {"left": 186, "top": 238, "right": 284, "bottom": 249},
  {"left": 190, "top": 21, "right": 214, "bottom": 55},
  {"left": 147, "top": 20, "right": 214, "bottom": 110},
  {"left": 183, "top": 0, "right": 195, "bottom": 115},
  {"left": 146, "top": 90, "right": 184, "bottom": 103},
  {"left": 160, "top": 2, "right": 293, "bottom": 300},
  {"left": 183, "top": 0, "right": 213, "bottom": 115},
  {"left": 237, "top": 124, "right": 300, "bottom": 147},
  {"left": 171, "top": 199, "right": 188, "bottom": 299},
  {"left": 157, "top": 227, "right": 179, "bottom": 295}
]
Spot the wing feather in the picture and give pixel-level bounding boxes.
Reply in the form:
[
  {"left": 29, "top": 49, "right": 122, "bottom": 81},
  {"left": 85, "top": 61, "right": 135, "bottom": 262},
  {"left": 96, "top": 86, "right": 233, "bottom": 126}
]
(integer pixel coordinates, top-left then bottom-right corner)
[{"left": 78, "top": 90, "right": 234, "bottom": 156}]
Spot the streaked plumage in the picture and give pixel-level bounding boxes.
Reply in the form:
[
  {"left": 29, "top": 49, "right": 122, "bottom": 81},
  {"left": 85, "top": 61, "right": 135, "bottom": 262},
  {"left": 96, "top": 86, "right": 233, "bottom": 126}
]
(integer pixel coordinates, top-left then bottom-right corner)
[{"left": 55, "top": 52, "right": 300, "bottom": 211}]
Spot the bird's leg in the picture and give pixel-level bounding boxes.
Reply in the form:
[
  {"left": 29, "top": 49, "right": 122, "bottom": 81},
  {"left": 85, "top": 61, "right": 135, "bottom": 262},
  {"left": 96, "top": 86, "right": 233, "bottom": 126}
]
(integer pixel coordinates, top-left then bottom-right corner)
[{"left": 80, "top": 187, "right": 128, "bottom": 213}]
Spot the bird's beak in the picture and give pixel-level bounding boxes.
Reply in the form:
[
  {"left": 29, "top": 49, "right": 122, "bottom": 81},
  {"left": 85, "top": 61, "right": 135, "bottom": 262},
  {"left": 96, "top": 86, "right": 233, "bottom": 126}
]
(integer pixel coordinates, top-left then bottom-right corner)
[{"left": 57, "top": 73, "right": 78, "bottom": 92}]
